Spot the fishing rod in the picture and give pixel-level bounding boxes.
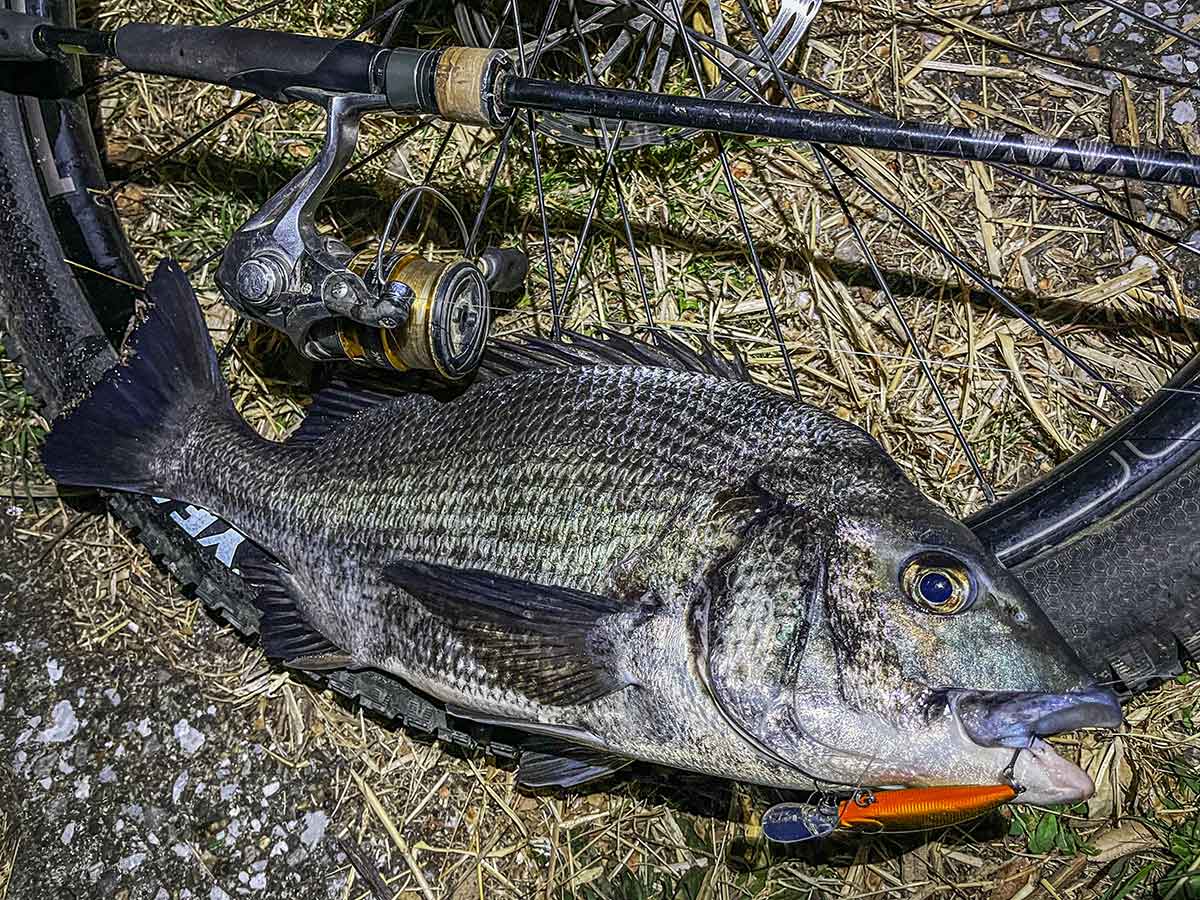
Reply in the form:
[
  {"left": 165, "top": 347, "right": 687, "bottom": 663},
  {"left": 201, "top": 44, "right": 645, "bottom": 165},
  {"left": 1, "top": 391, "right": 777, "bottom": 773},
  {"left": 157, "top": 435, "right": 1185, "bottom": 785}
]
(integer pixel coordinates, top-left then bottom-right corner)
[{"left": 5, "top": 14, "right": 1200, "bottom": 189}]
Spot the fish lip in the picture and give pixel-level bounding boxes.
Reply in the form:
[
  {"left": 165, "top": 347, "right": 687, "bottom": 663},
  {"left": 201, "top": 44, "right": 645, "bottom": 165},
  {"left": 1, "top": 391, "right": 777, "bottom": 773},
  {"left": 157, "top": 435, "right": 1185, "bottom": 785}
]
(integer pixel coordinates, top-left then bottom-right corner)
[
  {"left": 946, "top": 687, "right": 1122, "bottom": 749},
  {"left": 1011, "top": 737, "right": 1097, "bottom": 805}
]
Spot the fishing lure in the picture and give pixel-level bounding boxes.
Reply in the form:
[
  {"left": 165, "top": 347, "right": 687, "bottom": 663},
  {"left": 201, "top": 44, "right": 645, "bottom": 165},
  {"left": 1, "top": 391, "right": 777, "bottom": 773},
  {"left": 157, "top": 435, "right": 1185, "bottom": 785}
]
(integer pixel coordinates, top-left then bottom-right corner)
[{"left": 762, "top": 783, "right": 1019, "bottom": 843}]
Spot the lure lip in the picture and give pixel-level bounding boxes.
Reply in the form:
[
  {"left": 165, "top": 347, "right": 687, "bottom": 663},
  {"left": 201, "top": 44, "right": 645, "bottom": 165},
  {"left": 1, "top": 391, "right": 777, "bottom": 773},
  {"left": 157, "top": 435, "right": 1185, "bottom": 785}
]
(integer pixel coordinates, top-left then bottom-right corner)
[{"left": 948, "top": 686, "right": 1123, "bottom": 749}]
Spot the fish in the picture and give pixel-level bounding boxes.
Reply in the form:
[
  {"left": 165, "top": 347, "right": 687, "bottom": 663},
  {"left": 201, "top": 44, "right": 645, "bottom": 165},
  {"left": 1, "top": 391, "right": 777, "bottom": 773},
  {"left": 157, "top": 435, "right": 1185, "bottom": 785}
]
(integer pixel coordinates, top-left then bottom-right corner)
[{"left": 42, "top": 260, "right": 1122, "bottom": 804}]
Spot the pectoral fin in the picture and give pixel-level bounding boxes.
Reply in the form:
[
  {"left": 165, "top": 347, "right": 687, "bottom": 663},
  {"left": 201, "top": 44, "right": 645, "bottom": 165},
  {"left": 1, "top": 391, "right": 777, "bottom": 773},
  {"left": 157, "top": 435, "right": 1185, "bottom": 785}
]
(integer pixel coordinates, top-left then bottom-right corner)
[{"left": 383, "top": 561, "right": 654, "bottom": 707}]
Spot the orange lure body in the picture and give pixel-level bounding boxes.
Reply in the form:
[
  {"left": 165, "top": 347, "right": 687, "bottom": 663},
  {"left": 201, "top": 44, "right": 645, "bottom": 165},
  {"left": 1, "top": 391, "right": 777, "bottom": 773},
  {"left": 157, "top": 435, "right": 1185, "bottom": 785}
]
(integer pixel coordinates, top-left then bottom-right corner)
[{"left": 837, "top": 784, "right": 1017, "bottom": 831}]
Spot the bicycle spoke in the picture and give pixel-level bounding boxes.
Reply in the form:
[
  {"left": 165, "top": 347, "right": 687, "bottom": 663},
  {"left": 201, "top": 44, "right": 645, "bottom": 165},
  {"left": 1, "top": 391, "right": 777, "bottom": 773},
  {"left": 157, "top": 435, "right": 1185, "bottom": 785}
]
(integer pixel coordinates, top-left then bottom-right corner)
[
  {"left": 627, "top": 0, "right": 775, "bottom": 100},
  {"left": 392, "top": 2, "right": 517, "bottom": 251},
  {"left": 385, "top": 125, "right": 457, "bottom": 260},
  {"left": 511, "top": 0, "right": 562, "bottom": 335},
  {"left": 666, "top": 0, "right": 801, "bottom": 399},
  {"left": 629, "top": 2, "right": 1198, "bottom": 259},
  {"left": 556, "top": 121, "right": 620, "bottom": 336},
  {"left": 114, "top": 2, "right": 420, "bottom": 194},
  {"left": 465, "top": 0, "right": 561, "bottom": 258},
  {"left": 222, "top": 0, "right": 291, "bottom": 29},
  {"left": 732, "top": 0, "right": 993, "bottom": 495},
  {"left": 815, "top": 146, "right": 1138, "bottom": 411},
  {"left": 505, "top": 6, "right": 623, "bottom": 72},
  {"left": 1092, "top": 0, "right": 1200, "bottom": 52},
  {"left": 819, "top": 151, "right": 997, "bottom": 499},
  {"left": 816, "top": 0, "right": 1152, "bottom": 37},
  {"left": 816, "top": 0, "right": 1196, "bottom": 90},
  {"left": 995, "top": 163, "right": 1200, "bottom": 261},
  {"left": 348, "top": 0, "right": 419, "bottom": 40},
  {"left": 923, "top": 5, "right": 1195, "bottom": 91},
  {"left": 113, "top": 96, "right": 260, "bottom": 192},
  {"left": 539, "top": 4, "right": 658, "bottom": 335},
  {"left": 344, "top": 117, "right": 435, "bottom": 179},
  {"left": 734, "top": 2, "right": 1142, "bottom": 408},
  {"left": 572, "top": 8, "right": 655, "bottom": 330}
]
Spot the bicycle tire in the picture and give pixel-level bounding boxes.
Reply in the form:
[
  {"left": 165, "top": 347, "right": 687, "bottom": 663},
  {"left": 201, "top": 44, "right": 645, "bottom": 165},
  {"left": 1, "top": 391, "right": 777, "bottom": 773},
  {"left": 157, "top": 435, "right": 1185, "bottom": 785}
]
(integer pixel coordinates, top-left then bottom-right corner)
[{"left": 0, "top": 2, "right": 1196, "bottom": 704}]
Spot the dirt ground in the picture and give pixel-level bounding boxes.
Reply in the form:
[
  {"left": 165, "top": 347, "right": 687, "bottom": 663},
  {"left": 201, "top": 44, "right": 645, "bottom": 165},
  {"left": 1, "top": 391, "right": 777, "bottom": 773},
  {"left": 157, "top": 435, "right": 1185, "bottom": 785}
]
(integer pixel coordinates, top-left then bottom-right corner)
[{"left": 0, "top": 512, "right": 355, "bottom": 898}]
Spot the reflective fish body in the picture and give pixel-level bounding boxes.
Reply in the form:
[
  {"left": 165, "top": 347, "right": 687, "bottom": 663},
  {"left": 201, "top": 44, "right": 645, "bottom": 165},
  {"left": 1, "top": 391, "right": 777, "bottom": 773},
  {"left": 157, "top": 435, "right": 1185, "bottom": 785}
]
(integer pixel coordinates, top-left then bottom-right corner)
[{"left": 43, "top": 262, "right": 1122, "bottom": 803}]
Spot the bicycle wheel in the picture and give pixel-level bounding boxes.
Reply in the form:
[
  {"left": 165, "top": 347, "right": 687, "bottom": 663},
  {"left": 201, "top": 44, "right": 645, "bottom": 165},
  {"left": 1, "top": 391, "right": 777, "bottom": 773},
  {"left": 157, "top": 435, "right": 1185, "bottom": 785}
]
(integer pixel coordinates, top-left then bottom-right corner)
[{"left": 1, "top": 0, "right": 1197, "bottom": 735}]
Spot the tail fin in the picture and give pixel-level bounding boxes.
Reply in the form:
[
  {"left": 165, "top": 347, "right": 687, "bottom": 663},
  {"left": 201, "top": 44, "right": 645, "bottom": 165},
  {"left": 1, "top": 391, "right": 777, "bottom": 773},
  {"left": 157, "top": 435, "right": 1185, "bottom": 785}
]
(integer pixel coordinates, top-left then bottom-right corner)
[{"left": 42, "top": 259, "right": 233, "bottom": 494}]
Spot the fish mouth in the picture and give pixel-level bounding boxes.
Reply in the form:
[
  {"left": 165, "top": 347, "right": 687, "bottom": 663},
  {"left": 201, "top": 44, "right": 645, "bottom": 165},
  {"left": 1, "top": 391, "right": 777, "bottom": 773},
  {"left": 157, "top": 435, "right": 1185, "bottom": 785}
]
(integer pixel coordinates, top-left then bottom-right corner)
[
  {"left": 939, "top": 687, "right": 1122, "bottom": 806},
  {"left": 949, "top": 687, "right": 1123, "bottom": 749}
]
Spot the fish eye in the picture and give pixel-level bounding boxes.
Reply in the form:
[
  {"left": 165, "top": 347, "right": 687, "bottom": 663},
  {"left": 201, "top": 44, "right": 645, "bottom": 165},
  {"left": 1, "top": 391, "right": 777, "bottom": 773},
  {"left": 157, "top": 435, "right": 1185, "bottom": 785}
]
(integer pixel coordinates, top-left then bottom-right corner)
[{"left": 901, "top": 554, "right": 974, "bottom": 615}]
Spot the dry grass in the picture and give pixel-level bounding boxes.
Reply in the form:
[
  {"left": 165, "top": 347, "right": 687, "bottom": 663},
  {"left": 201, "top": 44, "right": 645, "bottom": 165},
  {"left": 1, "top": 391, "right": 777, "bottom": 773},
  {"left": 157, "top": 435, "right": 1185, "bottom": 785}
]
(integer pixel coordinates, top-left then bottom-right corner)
[{"left": 4, "top": 0, "right": 1200, "bottom": 896}]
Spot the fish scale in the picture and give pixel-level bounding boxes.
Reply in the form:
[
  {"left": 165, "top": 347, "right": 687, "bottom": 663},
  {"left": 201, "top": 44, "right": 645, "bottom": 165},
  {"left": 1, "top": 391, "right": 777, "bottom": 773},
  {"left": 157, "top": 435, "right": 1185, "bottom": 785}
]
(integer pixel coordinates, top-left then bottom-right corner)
[{"left": 42, "top": 261, "right": 1121, "bottom": 803}]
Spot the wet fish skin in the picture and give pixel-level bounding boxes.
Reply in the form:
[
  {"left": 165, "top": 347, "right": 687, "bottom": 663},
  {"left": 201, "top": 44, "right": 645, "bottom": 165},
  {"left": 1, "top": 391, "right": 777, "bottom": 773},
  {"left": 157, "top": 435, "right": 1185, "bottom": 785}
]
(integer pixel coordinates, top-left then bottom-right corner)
[{"left": 42, "top": 261, "right": 1118, "bottom": 802}]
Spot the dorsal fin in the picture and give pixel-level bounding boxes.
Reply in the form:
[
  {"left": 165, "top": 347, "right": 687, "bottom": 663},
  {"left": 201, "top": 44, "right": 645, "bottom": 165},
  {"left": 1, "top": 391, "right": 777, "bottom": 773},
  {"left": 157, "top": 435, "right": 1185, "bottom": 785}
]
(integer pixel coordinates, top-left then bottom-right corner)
[
  {"left": 479, "top": 329, "right": 751, "bottom": 383},
  {"left": 288, "top": 380, "right": 397, "bottom": 445}
]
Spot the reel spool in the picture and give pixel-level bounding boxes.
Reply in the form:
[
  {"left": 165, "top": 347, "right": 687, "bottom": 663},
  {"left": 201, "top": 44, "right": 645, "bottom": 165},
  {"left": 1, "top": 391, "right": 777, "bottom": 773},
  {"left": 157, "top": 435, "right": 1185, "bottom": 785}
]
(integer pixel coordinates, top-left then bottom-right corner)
[{"left": 307, "top": 254, "right": 491, "bottom": 380}]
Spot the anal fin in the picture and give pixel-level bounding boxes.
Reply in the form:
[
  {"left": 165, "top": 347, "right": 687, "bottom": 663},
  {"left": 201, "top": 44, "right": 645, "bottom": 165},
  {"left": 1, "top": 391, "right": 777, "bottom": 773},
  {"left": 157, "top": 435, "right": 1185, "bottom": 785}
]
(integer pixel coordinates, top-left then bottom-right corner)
[
  {"left": 240, "top": 547, "right": 352, "bottom": 671},
  {"left": 518, "top": 740, "right": 633, "bottom": 789}
]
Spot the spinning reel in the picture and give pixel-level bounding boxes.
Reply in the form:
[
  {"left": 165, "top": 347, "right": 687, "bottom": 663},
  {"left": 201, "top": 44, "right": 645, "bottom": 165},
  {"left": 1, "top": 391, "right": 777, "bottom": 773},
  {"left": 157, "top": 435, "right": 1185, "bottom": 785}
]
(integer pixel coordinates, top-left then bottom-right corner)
[{"left": 214, "top": 56, "right": 526, "bottom": 381}]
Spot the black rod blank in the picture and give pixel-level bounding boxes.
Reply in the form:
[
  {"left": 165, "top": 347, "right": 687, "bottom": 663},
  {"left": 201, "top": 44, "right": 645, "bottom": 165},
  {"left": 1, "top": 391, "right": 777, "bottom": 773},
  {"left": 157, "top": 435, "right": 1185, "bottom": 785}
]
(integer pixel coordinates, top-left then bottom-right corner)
[{"left": 502, "top": 75, "right": 1200, "bottom": 189}]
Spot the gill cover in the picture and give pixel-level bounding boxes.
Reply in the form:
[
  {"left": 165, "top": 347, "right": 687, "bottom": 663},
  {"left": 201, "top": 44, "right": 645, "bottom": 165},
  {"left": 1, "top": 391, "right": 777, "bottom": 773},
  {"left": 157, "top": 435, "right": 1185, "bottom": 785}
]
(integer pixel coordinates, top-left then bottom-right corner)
[{"left": 694, "top": 497, "right": 829, "bottom": 775}]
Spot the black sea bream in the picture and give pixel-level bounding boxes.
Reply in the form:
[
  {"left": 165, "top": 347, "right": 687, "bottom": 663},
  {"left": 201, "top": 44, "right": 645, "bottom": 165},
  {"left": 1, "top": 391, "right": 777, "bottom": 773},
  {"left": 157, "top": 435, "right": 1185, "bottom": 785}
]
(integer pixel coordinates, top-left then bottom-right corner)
[{"left": 44, "top": 261, "right": 1121, "bottom": 803}]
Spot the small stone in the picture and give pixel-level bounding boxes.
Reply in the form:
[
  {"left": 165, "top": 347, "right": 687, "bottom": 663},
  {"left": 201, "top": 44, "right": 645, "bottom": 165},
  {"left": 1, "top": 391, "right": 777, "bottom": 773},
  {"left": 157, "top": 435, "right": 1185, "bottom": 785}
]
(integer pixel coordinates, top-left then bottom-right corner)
[
  {"left": 37, "top": 701, "right": 78, "bottom": 744},
  {"left": 299, "top": 811, "right": 328, "bottom": 849},
  {"left": 1130, "top": 254, "right": 1160, "bottom": 277},
  {"left": 117, "top": 851, "right": 146, "bottom": 874},
  {"left": 173, "top": 719, "right": 205, "bottom": 756}
]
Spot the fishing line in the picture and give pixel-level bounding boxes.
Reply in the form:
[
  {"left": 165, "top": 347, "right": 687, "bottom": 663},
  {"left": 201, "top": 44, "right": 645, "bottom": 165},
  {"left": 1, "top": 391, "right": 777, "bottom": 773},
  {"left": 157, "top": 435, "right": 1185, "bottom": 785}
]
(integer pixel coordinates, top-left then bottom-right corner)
[{"left": 374, "top": 185, "right": 472, "bottom": 285}]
